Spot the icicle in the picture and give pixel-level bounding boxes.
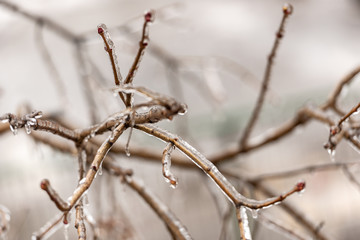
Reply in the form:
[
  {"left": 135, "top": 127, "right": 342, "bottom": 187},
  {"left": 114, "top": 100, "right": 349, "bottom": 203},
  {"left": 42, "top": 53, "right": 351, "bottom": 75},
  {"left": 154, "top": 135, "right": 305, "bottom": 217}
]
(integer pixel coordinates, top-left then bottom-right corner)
[
  {"left": 249, "top": 208, "right": 259, "bottom": 219},
  {"left": 98, "top": 162, "right": 103, "bottom": 176},
  {"left": 327, "top": 149, "right": 336, "bottom": 162},
  {"left": 162, "top": 143, "right": 178, "bottom": 189},
  {"left": 9, "top": 124, "right": 17, "bottom": 135}
]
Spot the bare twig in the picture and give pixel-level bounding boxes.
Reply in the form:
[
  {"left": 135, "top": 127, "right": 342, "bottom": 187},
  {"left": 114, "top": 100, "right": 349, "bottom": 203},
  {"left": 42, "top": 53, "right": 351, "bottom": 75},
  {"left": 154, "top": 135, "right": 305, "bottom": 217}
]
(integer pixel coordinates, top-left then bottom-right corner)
[{"left": 240, "top": 4, "right": 293, "bottom": 147}]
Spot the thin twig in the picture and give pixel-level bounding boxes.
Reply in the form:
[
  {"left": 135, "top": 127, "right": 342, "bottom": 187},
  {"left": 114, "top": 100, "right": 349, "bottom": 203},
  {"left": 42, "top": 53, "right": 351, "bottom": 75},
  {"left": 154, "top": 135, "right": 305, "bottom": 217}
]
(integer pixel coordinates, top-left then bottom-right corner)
[
  {"left": 123, "top": 10, "right": 155, "bottom": 107},
  {"left": 240, "top": 4, "right": 293, "bottom": 147},
  {"left": 135, "top": 124, "right": 305, "bottom": 209}
]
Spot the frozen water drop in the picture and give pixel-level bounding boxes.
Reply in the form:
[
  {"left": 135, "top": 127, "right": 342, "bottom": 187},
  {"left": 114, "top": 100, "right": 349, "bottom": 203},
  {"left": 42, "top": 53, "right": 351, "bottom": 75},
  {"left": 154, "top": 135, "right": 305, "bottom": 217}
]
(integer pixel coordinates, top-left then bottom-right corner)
[
  {"left": 170, "top": 182, "right": 177, "bottom": 189},
  {"left": 250, "top": 209, "right": 259, "bottom": 219},
  {"left": 98, "top": 164, "right": 103, "bottom": 176},
  {"left": 90, "top": 130, "right": 96, "bottom": 138},
  {"left": 79, "top": 178, "right": 86, "bottom": 185},
  {"left": 25, "top": 124, "right": 31, "bottom": 134},
  {"left": 9, "top": 125, "right": 17, "bottom": 135},
  {"left": 178, "top": 103, "right": 188, "bottom": 115},
  {"left": 327, "top": 149, "right": 336, "bottom": 162}
]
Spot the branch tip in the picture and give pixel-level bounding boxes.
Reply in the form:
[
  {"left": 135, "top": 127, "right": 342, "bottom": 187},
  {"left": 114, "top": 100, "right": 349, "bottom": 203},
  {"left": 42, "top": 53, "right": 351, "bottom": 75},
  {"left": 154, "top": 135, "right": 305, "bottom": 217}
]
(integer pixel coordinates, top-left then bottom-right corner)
[
  {"left": 295, "top": 181, "right": 306, "bottom": 192},
  {"left": 40, "top": 179, "right": 49, "bottom": 190},
  {"left": 283, "top": 3, "right": 293, "bottom": 15},
  {"left": 144, "top": 10, "right": 155, "bottom": 23}
]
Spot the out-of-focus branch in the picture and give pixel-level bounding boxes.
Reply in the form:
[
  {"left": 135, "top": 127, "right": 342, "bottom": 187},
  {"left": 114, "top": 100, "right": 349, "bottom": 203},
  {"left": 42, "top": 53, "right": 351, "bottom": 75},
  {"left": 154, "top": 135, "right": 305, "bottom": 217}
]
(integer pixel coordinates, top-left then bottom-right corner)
[
  {"left": 124, "top": 175, "right": 193, "bottom": 240},
  {"left": 249, "top": 160, "right": 360, "bottom": 182},
  {"left": 0, "top": 0, "right": 78, "bottom": 42},
  {"left": 32, "top": 213, "right": 64, "bottom": 240}
]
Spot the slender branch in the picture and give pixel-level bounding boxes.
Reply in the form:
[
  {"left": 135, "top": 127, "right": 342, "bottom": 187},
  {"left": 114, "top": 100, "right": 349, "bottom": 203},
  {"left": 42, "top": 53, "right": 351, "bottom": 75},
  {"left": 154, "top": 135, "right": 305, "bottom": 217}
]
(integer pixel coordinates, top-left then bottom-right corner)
[
  {"left": 258, "top": 213, "right": 306, "bottom": 240},
  {"left": 123, "top": 10, "right": 155, "bottom": 107},
  {"left": 249, "top": 160, "right": 360, "bottom": 182},
  {"left": 0, "top": 0, "right": 78, "bottom": 42},
  {"left": 40, "top": 123, "right": 126, "bottom": 213},
  {"left": 135, "top": 124, "right": 304, "bottom": 209},
  {"left": 124, "top": 175, "right": 193, "bottom": 240},
  {"left": 322, "top": 65, "right": 360, "bottom": 110},
  {"left": 32, "top": 213, "right": 64, "bottom": 240},
  {"left": 97, "top": 24, "right": 126, "bottom": 104},
  {"left": 35, "top": 24, "right": 68, "bottom": 109},
  {"left": 224, "top": 171, "right": 328, "bottom": 240},
  {"left": 162, "top": 142, "right": 178, "bottom": 188},
  {"left": 240, "top": 4, "right": 293, "bottom": 147},
  {"left": 236, "top": 206, "right": 251, "bottom": 240}
]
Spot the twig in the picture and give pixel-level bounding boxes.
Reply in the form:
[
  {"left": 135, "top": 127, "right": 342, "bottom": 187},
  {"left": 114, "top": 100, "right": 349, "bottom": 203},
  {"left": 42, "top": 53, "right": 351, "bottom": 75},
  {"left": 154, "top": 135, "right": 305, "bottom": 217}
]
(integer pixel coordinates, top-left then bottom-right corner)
[
  {"left": 32, "top": 213, "right": 64, "bottom": 240},
  {"left": 40, "top": 123, "right": 126, "bottom": 213},
  {"left": 162, "top": 142, "right": 178, "bottom": 188},
  {"left": 75, "top": 44, "right": 100, "bottom": 124},
  {"left": 97, "top": 24, "right": 126, "bottom": 104},
  {"left": 35, "top": 23, "right": 68, "bottom": 110},
  {"left": 240, "top": 4, "right": 293, "bottom": 147},
  {"left": 0, "top": 0, "right": 78, "bottom": 42},
  {"left": 135, "top": 124, "right": 305, "bottom": 209},
  {"left": 124, "top": 175, "right": 193, "bottom": 240},
  {"left": 123, "top": 10, "right": 155, "bottom": 107},
  {"left": 258, "top": 213, "right": 306, "bottom": 240},
  {"left": 223, "top": 171, "right": 328, "bottom": 240},
  {"left": 250, "top": 160, "right": 360, "bottom": 182}
]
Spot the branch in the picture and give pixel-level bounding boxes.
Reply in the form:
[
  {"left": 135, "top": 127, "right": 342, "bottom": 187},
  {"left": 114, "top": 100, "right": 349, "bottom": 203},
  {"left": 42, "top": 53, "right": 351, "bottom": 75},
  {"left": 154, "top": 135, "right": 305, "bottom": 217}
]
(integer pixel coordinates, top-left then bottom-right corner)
[
  {"left": 0, "top": 0, "right": 78, "bottom": 42},
  {"left": 123, "top": 10, "right": 155, "bottom": 107},
  {"left": 240, "top": 4, "right": 293, "bottom": 147},
  {"left": 135, "top": 124, "right": 304, "bottom": 209}
]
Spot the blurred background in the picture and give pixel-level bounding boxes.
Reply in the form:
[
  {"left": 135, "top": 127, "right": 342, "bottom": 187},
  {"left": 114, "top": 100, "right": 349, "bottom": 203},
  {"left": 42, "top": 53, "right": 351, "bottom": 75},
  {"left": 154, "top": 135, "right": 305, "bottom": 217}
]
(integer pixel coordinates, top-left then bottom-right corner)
[{"left": 1, "top": 0, "right": 360, "bottom": 239}]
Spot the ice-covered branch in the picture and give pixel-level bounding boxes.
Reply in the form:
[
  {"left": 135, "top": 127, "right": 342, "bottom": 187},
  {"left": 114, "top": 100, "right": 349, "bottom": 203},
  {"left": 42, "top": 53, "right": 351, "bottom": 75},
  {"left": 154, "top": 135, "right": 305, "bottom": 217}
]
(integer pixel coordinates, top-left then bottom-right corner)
[
  {"left": 240, "top": 4, "right": 293, "bottom": 147},
  {"left": 135, "top": 124, "right": 305, "bottom": 210}
]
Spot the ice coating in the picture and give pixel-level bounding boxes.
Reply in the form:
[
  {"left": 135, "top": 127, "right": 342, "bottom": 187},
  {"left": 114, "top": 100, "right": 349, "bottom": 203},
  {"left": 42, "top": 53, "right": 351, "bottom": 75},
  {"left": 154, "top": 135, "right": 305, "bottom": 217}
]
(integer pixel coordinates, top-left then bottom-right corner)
[
  {"left": 97, "top": 23, "right": 123, "bottom": 84},
  {"left": 240, "top": 207, "right": 252, "bottom": 240},
  {"left": 162, "top": 143, "right": 178, "bottom": 188}
]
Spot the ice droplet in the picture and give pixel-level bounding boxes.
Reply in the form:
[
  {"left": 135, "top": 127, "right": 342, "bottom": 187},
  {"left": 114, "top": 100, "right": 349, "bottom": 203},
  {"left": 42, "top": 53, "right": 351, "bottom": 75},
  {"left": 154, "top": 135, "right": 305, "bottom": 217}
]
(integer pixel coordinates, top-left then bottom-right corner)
[
  {"left": 25, "top": 123, "right": 32, "bottom": 134},
  {"left": 9, "top": 125, "right": 17, "bottom": 135},
  {"left": 125, "top": 148, "right": 131, "bottom": 157},
  {"left": 178, "top": 103, "right": 188, "bottom": 115},
  {"left": 327, "top": 149, "right": 336, "bottom": 162},
  {"left": 98, "top": 163, "right": 103, "bottom": 176},
  {"left": 250, "top": 209, "right": 259, "bottom": 219}
]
